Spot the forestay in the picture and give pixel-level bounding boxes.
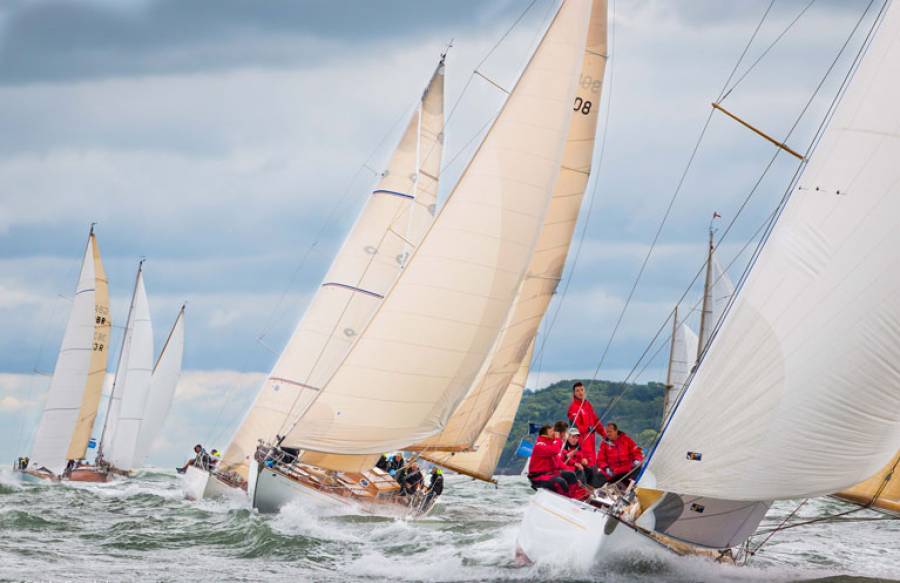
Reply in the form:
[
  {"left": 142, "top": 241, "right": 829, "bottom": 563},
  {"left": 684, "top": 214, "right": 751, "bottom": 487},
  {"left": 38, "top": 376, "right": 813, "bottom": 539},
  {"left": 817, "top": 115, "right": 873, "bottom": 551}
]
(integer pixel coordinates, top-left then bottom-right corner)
[
  {"left": 284, "top": 0, "right": 593, "bottom": 457},
  {"left": 133, "top": 306, "right": 185, "bottom": 467},
  {"left": 646, "top": 1, "right": 900, "bottom": 502},
  {"left": 104, "top": 268, "right": 154, "bottom": 472},
  {"left": 219, "top": 59, "right": 445, "bottom": 478},
  {"left": 29, "top": 231, "right": 110, "bottom": 475},
  {"left": 412, "top": 0, "right": 607, "bottom": 453}
]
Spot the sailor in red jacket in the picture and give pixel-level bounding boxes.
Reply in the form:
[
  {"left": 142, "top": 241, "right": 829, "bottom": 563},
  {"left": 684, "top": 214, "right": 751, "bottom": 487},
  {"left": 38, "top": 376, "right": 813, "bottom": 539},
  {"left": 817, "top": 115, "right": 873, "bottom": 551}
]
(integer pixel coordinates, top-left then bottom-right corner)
[
  {"left": 596, "top": 422, "right": 643, "bottom": 488},
  {"left": 527, "top": 425, "right": 576, "bottom": 495},
  {"left": 559, "top": 427, "right": 600, "bottom": 487},
  {"left": 567, "top": 382, "right": 606, "bottom": 466}
]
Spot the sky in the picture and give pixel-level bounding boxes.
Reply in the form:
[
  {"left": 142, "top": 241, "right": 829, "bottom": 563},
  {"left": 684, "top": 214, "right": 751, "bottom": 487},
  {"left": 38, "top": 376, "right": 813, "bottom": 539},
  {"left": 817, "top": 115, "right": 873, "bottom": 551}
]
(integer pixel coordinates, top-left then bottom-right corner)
[{"left": 0, "top": 0, "right": 883, "bottom": 466}]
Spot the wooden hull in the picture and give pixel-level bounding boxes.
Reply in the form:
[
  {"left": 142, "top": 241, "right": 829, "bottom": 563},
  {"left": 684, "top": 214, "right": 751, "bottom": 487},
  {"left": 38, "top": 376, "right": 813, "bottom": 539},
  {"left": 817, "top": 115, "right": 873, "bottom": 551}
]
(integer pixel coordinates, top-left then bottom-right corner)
[{"left": 65, "top": 467, "right": 109, "bottom": 483}]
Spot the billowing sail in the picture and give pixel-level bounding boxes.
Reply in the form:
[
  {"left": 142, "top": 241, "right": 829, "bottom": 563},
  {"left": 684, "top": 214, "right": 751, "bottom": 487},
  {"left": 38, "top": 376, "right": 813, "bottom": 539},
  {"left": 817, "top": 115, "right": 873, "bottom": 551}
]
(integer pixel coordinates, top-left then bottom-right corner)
[
  {"left": 698, "top": 246, "right": 735, "bottom": 354},
  {"left": 834, "top": 450, "right": 899, "bottom": 515},
  {"left": 663, "top": 316, "right": 698, "bottom": 421},
  {"left": 412, "top": 0, "right": 607, "bottom": 453},
  {"left": 423, "top": 341, "right": 534, "bottom": 481},
  {"left": 29, "top": 230, "right": 110, "bottom": 475},
  {"left": 284, "top": 0, "right": 593, "bottom": 459},
  {"left": 103, "top": 268, "right": 154, "bottom": 471},
  {"left": 645, "top": 0, "right": 900, "bottom": 502},
  {"left": 133, "top": 306, "right": 185, "bottom": 467},
  {"left": 219, "top": 59, "right": 445, "bottom": 478}
]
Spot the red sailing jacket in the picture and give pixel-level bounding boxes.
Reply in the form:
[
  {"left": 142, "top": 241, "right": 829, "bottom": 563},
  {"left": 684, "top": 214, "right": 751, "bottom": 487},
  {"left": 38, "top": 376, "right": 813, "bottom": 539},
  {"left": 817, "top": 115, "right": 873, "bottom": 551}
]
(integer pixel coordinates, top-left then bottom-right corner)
[
  {"left": 527, "top": 435, "right": 562, "bottom": 478},
  {"left": 560, "top": 440, "right": 589, "bottom": 471},
  {"left": 596, "top": 432, "right": 643, "bottom": 476},
  {"left": 567, "top": 397, "right": 606, "bottom": 465}
]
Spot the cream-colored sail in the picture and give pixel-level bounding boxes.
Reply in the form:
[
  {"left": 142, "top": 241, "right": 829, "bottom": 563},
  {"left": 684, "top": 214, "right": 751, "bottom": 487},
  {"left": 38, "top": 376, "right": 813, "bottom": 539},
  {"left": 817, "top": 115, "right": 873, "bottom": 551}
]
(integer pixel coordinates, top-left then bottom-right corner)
[
  {"left": 219, "top": 59, "right": 445, "bottom": 478},
  {"left": 834, "top": 450, "right": 899, "bottom": 515},
  {"left": 29, "top": 229, "right": 110, "bottom": 475},
  {"left": 423, "top": 341, "right": 534, "bottom": 481},
  {"left": 412, "top": 0, "right": 607, "bottom": 453},
  {"left": 645, "top": 0, "right": 900, "bottom": 503},
  {"left": 284, "top": 0, "right": 593, "bottom": 460},
  {"left": 102, "top": 267, "right": 154, "bottom": 472},
  {"left": 663, "top": 309, "right": 698, "bottom": 421}
]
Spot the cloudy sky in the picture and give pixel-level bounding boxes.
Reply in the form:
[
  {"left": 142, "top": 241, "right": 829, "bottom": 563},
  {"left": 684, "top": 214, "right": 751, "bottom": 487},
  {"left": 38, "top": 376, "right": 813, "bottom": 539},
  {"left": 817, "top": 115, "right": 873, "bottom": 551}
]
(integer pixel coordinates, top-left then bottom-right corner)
[{"left": 0, "top": 0, "right": 882, "bottom": 466}]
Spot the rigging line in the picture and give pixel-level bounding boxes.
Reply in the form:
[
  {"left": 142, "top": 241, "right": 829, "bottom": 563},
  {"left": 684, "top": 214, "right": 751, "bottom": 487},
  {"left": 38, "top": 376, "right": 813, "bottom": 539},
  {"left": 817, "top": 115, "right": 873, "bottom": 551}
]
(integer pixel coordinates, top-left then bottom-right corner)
[
  {"left": 721, "top": 0, "right": 817, "bottom": 103},
  {"left": 638, "top": 0, "right": 887, "bottom": 480},
  {"left": 599, "top": 0, "right": 879, "bottom": 420},
  {"left": 587, "top": 0, "right": 779, "bottom": 382},
  {"left": 715, "top": 0, "right": 777, "bottom": 103}
]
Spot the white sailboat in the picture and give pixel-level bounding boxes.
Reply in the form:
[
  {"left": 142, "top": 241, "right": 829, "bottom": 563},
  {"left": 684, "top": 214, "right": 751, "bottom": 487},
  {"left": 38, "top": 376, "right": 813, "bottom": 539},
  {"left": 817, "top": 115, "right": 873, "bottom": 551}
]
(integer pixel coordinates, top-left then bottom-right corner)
[
  {"left": 14, "top": 226, "right": 111, "bottom": 481},
  {"left": 248, "top": 0, "right": 607, "bottom": 516},
  {"left": 516, "top": 0, "right": 900, "bottom": 566},
  {"left": 68, "top": 264, "right": 185, "bottom": 482},
  {"left": 183, "top": 54, "right": 447, "bottom": 502}
]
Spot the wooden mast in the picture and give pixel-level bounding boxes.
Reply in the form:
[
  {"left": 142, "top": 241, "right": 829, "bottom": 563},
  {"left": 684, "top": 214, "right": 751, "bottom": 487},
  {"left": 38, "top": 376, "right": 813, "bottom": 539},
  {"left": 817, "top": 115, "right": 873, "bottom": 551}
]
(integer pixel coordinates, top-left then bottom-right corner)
[{"left": 697, "top": 230, "right": 715, "bottom": 355}]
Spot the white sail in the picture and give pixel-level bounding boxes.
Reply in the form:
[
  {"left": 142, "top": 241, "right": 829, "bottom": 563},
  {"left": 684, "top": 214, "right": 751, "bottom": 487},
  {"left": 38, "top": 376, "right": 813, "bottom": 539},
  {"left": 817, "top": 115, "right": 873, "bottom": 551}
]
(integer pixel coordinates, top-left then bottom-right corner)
[
  {"left": 219, "top": 59, "right": 445, "bottom": 478},
  {"left": 423, "top": 341, "right": 534, "bottom": 481},
  {"left": 413, "top": 0, "right": 607, "bottom": 453},
  {"left": 646, "top": 1, "right": 900, "bottom": 502},
  {"left": 284, "top": 0, "right": 593, "bottom": 458},
  {"left": 133, "top": 306, "right": 185, "bottom": 467},
  {"left": 29, "top": 231, "right": 110, "bottom": 475},
  {"left": 663, "top": 317, "right": 698, "bottom": 421},
  {"left": 104, "top": 268, "right": 154, "bottom": 471}
]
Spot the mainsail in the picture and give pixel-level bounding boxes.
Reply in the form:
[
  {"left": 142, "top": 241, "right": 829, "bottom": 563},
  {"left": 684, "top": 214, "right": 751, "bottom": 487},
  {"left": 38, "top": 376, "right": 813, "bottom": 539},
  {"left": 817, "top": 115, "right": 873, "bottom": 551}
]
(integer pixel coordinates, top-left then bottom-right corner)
[
  {"left": 833, "top": 450, "right": 899, "bottom": 515},
  {"left": 412, "top": 0, "right": 607, "bottom": 456},
  {"left": 219, "top": 57, "right": 446, "bottom": 478},
  {"left": 100, "top": 265, "right": 154, "bottom": 472},
  {"left": 133, "top": 306, "right": 186, "bottom": 467},
  {"left": 283, "top": 0, "right": 594, "bottom": 460},
  {"left": 29, "top": 228, "right": 111, "bottom": 475},
  {"left": 645, "top": 0, "right": 900, "bottom": 507}
]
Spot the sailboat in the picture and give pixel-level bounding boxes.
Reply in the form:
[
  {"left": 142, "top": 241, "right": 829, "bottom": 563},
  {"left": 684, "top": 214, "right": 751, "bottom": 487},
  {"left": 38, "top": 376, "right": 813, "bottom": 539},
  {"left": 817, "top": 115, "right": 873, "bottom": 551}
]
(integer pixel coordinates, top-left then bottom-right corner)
[
  {"left": 246, "top": 0, "right": 607, "bottom": 516},
  {"left": 183, "top": 53, "right": 447, "bottom": 502},
  {"left": 663, "top": 232, "right": 733, "bottom": 421},
  {"left": 515, "top": 0, "right": 900, "bottom": 567},
  {"left": 14, "top": 226, "right": 111, "bottom": 482},
  {"left": 68, "top": 263, "right": 186, "bottom": 482}
]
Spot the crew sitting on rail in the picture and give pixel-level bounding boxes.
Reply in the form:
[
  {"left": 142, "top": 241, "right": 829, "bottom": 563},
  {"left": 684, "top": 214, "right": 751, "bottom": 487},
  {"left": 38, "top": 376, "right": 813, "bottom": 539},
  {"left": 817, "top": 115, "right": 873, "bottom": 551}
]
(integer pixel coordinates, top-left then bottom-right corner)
[
  {"left": 424, "top": 466, "right": 444, "bottom": 508},
  {"left": 14, "top": 456, "right": 29, "bottom": 471},
  {"left": 595, "top": 422, "right": 643, "bottom": 489},
  {"left": 209, "top": 449, "right": 221, "bottom": 470},
  {"left": 176, "top": 444, "right": 212, "bottom": 474},
  {"left": 560, "top": 427, "right": 599, "bottom": 488},
  {"left": 400, "top": 462, "right": 424, "bottom": 495},
  {"left": 527, "top": 425, "right": 577, "bottom": 496},
  {"left": 388, "top": 453, "right": 404, "bottom": 476}
]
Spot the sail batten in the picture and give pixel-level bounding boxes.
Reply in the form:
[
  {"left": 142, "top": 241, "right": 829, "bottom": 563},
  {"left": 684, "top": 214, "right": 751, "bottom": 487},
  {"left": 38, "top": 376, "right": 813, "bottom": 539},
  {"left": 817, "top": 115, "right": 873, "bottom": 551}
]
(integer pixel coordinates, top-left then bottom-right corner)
[
  {"left": 219, "top": 58, "right": 446, "bottom": 478},
  {"left": 646, "top": 0, "right": 900, "bottom": 502}
]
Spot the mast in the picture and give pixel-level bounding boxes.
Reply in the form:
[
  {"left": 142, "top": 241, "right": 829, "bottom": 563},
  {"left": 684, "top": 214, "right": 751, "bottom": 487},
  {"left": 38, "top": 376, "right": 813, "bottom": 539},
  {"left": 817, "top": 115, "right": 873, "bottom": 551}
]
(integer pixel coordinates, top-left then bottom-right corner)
[
  {"left": 662, "top": 306, "right": 679, "bottom": 421},
  {"left": 96, "top": 260, "right": 143, "bottom": 463},
  {"left": 697, "top": 229, "right": 714, "bottom": 354}
]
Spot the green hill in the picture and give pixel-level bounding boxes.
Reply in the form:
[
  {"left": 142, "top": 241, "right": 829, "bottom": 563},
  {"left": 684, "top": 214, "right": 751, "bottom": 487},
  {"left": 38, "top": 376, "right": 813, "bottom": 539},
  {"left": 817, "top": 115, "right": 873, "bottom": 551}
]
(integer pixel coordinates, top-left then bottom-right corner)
[{"left": 496, "top": 379, "right": 664, "bottom": 475}]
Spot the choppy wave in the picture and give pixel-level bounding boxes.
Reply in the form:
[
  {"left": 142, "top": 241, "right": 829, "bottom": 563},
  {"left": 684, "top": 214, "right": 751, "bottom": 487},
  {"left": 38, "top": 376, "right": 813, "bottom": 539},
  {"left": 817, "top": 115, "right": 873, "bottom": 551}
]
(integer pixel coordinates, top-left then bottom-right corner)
[{"left": 0, "top": 470, "right": 896, "bottom": 582}]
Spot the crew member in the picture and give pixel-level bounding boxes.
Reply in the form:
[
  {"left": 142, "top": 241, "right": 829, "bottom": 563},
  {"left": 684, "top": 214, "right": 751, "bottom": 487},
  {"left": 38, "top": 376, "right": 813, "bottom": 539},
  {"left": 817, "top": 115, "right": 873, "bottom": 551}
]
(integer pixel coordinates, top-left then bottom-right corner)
[
  {"left": 596, "top": 422, "right": 643, "bottom": 489},
  {"left": 424, "top": 466, "right": 444, "bottom": 508},
  {"left": 527, "top": 425, "right": 575, "bottom": 495},
  {"left": 176, "top": 444, "right": 211, "bottom": 474},
  {"left": 401, "top": 462, "right": 424, "bottom": 495},
  {"left": 560, "top": 427, "right": 598, "bottom": 487},
  {"left": 567, "top": 382, "right": 606, "bottom": 467}
]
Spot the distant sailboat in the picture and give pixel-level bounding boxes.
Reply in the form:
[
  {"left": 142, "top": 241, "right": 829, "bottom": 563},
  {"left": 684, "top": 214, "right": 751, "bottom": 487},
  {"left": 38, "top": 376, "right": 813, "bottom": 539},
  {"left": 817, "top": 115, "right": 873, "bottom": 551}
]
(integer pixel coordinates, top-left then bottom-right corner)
[
  {"left": 14, "top": 226, "right": 111, "bottom": 481},
  {"left": 182, "top": 53, "right": 447, "bottom": 502},
  {"left": 516, "top": 0, "right": 900, "bottom": 566},
  {"left": 247, "top": 0, "right": 606, "bottom": 516},
  {"left": 67, "top": 263, "right": 185, "bottom": 482}
]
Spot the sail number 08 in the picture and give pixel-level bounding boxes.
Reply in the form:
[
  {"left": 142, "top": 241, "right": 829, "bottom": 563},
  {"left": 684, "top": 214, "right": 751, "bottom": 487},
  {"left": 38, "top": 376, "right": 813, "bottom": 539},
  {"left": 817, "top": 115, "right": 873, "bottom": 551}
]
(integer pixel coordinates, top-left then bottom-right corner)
[{"left": 573, "top": 97, "right": 591, "bottom": 115}]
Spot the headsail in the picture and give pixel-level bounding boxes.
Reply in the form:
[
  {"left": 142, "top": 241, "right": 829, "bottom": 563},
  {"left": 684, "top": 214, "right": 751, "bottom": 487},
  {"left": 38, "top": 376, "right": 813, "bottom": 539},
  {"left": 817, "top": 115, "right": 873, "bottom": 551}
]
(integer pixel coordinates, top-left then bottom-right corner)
[
  {"left": 102, "top": 266, "right": 154, "bottom": 471},
  {"left": 133, "top": 306, "right": 185, "bottom": 467},
  {"left": 283, "top": 0, "right": 594, "bottom": 459},
  {"left": 645, "top": 0, "right": 900, "bottom": 503},
  {"left": 29, "top": 228, "right": 111, "bottom": 475},
  {"left": 423, "top": 341, "right": 534, "bottom": 481},
  {"left": 412, "top": 0, "right": 608, "bottom": 454},
  {"left": 219, "top": 57, "right": 446, "bottom": 478}
]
